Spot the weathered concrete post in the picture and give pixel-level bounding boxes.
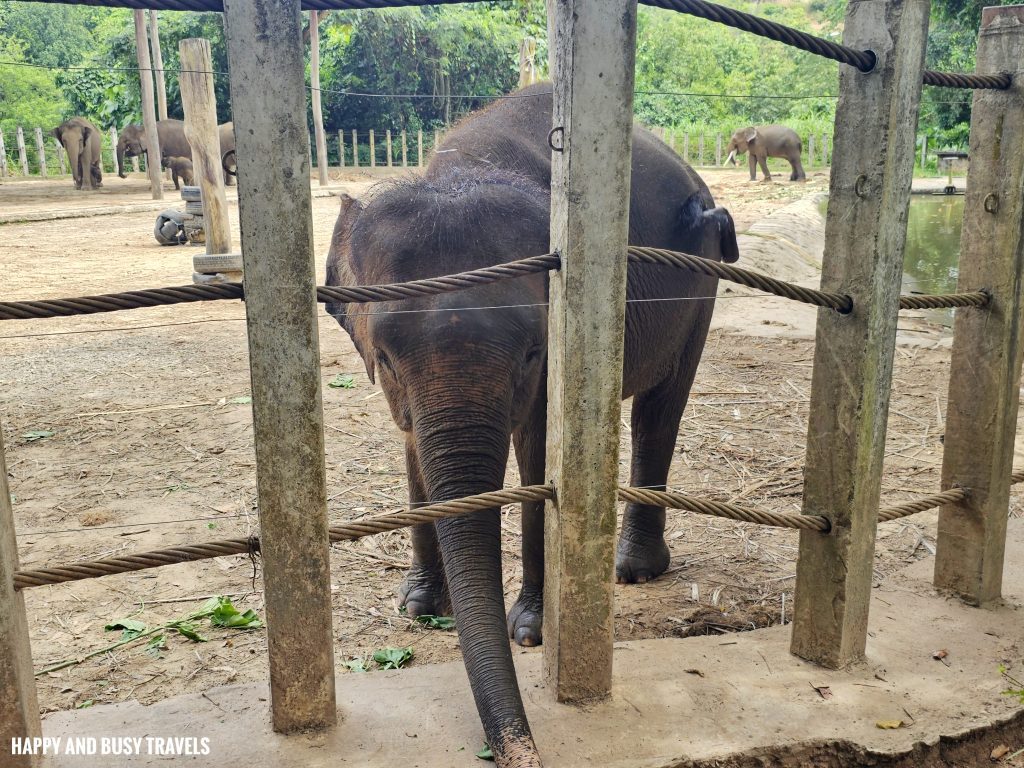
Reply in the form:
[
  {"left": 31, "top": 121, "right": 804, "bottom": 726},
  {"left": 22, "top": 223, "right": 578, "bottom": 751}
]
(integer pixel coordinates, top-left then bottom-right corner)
[
  {"left": 149, "top": 11, "right": 168, "bottom": 121},
  {"left": 791, "top": 0, "right": 929, "bottom": 668},
  {"left": 385, "top": 129, "right": 393, "bottom": 167},
  {"left": 33, "top": 128, "right": 48, "bottom": 176},
  {"left": 0, "top": 131, "right": 8, "bottom": 178},
  {"left": 179, "top": 38, "right": 232, "bottom": 256},
  {"left": 921, "top": 134, "right": 927, "bottom": 168},
  {"left": 935, "top": 4, "right": 1024, "bottom": 604},
  {"left": 714, "top": 133, "right": 722, "bottom": 166},
  {"left": 108, "top": 127, "right": 118, "bottom": 175},
  {"left": 683, "top": 132, "right": 690, "bottom": 163},
  {"left": 16, "top": 127, "right": 28, "bottom": 176},
  {"left": 544, "top": 0, "right": 638, "bottom": 703},
  {"left": 338, "top": 130, "right": 345, "bottom": 168},
  {"left": 309, "top": 10, "right": 329, "bottom": 187},
  {"left": 401, "top": 129, "right": 408, "bottom": 167},
  {"left": 369, "top": 129, "right": 376, "bottom": 168},
  {"left": 351, "top": 129, "right": 359, "bottom": 167},
  {"left": 417, "top": 129, "right": 424, "bottom": 167},
  {"left": 0, "top": 424, "right": 42, "bottom": 768},
  {"left": 808, "top": 134, "right": 815, "bottom": 170},
  {"left": 53, "top": 137, "right": 66, "bottom": 175},
  {"left": 222, "top": 0, "right": 336, "bottom": 732},
  {"left": 697, "top": 133, "right": 705, "bottom": 166},
  {"left": 133, "top": 10, "right": 163, "bottom": 200}
]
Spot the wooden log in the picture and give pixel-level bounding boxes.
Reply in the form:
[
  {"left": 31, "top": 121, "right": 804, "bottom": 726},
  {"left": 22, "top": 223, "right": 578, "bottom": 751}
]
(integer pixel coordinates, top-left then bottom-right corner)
[
  {"left": 134, "top": 10, "right": 163, "bottom": 199},
  {"left": 544, "top": 0, "right": 638, "bottom": 704},
  {"left": 33, "top": 128, "right": 48, "bottom": 176},
  {"left": 0, "top": 130, "right": 8, "bottom": 178},
  {"left": 309, "top": 10, "right": 329, "bottom": 187},
  {"left": 338, "top": 130, "right": 345, "bottom": 168},
  {"left": 401, "top": 129, "right": 408, "bottom": 167},
  {"left": 16, "top": 127, "right": 28, "bottom": 176},
  {"left": 417, "top": 129, "right": 423, "bottom": 167},
  {"left": 222, "top": 0, "right": 335, "bottom": 733},
  {"left": 53, "top": 137, "right": 66, "bottom": 175},
  {"left": 179, "top": 38, "right": 232, "bottom": 256},
  {"left": 0, "top": 422, "right": 42, "bottom": 768},
  {"left": 352, "top": 129, "right": 359, "bottom": 167},
  {"left": 790, "top": 0, "right": 929, "bottom": 668},
  {"left": 934, "top": 5, "right": 1024, "bottom": 605},
  {"left": 385, "top": 129, "right": 393, "bottom": 167}
]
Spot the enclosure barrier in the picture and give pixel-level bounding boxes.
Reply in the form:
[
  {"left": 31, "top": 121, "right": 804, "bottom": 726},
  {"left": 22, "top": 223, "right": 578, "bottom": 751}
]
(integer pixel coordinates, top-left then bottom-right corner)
[{"left": 3, "top": 0, "right": 1023, "bottom": 765}]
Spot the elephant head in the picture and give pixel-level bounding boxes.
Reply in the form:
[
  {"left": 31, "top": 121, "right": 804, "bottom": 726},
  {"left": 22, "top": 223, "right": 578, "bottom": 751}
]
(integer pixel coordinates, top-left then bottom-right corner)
[
  {"left": 326, "top": 170, "right": 548, "bottom": 767},
  {"left": 116, "top": 124, "right": 147, "bottom": 178},
  {"left": 724, "top": 126, "right": 758, "bottom": 166}
]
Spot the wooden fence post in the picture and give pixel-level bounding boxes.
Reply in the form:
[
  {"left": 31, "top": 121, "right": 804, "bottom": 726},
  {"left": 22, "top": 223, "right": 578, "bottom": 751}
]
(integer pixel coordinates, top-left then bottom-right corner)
[
  {"left": 0, "top": 423, "right": 42, "bottom": 768},
  {"left": 401, "top": 129, "right": 408, "bottom": 167},
  {"left": 417, "top": 129, "right": 424, "bottom": 167},
  {"left": 16, "top": 127, "right": 28, "bottom": 176},
  {"left": 53, "top": 137, "right": 66, "bottom": 175},
  {"left": 434, "top": 129, "right": 440, "bottom": 155},
  {"left": 134, "top": 10, "right": 163, "bottom": 199},
  {"left": 222, "top": 0, "right": 336, "bottom": 733},
  {"left": 544, "top": 0, "right": 638, "bottom": 704},
  {"left": 791, "top": 0, "right": 929, "bottom": 668},
  {"left": 338, "top": 130, "right": 345, "bottom": 168},
  {"left": 921, "top": 134, "right": 927, "bottom": 168},
  {"left": 807, "top": 134, "right": 815, "bottom": 170},
  {"left": 697, "top": 133, "right": 705, "bottom": 166},
  {"left": 149, "top": 11, "right": 168, "bottom": 121},
  {"left": 934, "top": 5, "right": 1024, "bottom": 604},
  {"left": 822, "top": 132, "right": 829, "bottom": 165},
  {"left": 309, "top": 10, "right": 329, "bottom": 187},
  {"left": 0, "top": 130, "right": 8, "bottom": 178},
  {"left": 352, "top": 130, "right": 359, "bottom": 167},
  {"left": 715, "top": 133, "right": 722, "bottom": 166},
  {"left": 385, "top": 129, "right": 393, "bottom": 167},
  {"left": 180, "top": 38, "right": 232, "bottom": 256},
  {"left": 668, "top": 128, "right": 675, "bottom": 152},
  {"left": 369, "top": 129, "right": 376, "bottom": 168},
  {"left": 683, "top": 132, "right": 689, "bottom": 163},
  {"left": 33, "top": 128, "right": 47, "bottom": 176},
  {"left": 109, "top": 127, "right": 118, "bottom": 175}
]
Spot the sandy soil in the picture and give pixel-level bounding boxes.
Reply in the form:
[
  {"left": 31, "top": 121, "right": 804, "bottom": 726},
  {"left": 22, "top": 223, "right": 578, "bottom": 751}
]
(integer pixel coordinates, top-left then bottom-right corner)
[{"left": 2, "top": 168, "right": 1021, "bottom": 727}]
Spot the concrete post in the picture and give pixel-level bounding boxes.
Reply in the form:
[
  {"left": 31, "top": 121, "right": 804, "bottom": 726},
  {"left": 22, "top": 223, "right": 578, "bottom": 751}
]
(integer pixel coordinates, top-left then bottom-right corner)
[
  {"left": 134, "top": 10, "right": 163, "bottom": 199},
  {"left": 715, "top": 133, "right": 722, "bottom": 166},
  {"left": 544, "top": 0, "right": 638, "bottom": 704},
  {"left": 309, "top": 10, "right": 329, "bottom": 187},
  {"left": 53, "top": 137, "right": 66, "bottom": 175},
  {"left": 109, "top": 127, "right": 118, "bottom": 175},
  {"left": 338, "top": 130, "right": 345, "bottom": 168},
  {"left": 417, "top": 129, "right": 423, "bottom": 167},
  {"left": 808, "top": 134, "right": 815, "bottom": 170},
  {"left": 401, "top": 129, "right": 408, "bottom": 167},
  {"left": 222, "top": 0, "right": 336, "bottom": 733},
  {"left": 369, "top": 129, "right": 376, "bottom": 168},
  {"left": 33, "top": 128, "right": 47, "bottom": 176},
  {"left": 791, "top": 0, "right": 930, "bottom": 668},
  {"left": 935, "top": 4, "right": 1024, "bottom": 604},
  {"left": 0, "top": 130, "right": 8, "bottom": 178},
  {"left": 352, "top": 129, "right": 359, "bottom": 167},
  {"left": 16, "top": 127, "right": 28, "bottom": 176}
]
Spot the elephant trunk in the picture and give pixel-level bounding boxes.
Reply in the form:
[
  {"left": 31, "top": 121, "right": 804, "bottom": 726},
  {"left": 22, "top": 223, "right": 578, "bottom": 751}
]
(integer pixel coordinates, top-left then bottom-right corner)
[
  {"left": 116, "top": 140, "right": 127, "bottom": 179},
  {"left": 724, "top": 149, "right": 737, "bottom": 167},
  {"left": 66, "top": 141, "right": 83, "bottom": 190},
  {"left": 80, "top": 131, "right": 95, "bottom": 191},
  {"left": 415, "top": 411, "right": 542, "bottom": 768}
]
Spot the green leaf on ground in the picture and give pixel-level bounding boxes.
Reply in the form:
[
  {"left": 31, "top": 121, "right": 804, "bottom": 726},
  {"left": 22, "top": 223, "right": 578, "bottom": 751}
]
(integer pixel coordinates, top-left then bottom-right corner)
[
  {"left": 169, "top": 621, "right": 207, "bottom": 643},
  {"left": 22, "top": 430, "right": 55, "bottom": 442},
  {"left": 343, "top": 657, "right": 369, "bottom": 673},
  {"left": 476, "top": 743, "right": 494, "bottom": 761},
  {"left": 104, "top": 618, "right": 148, "bottom": 640},
  {"left": 210, "top": 598, "right": 263, "bottom": 629},
  {"left": 414, "top": 615, "right": 456, "bottom": 630},
  {"left": 373, "top": 647, "right": 414, "bottom": 670},
  {"left": 227, "top": 396, "right": 252, "bottom": 404},
  {"left": 145, "top": 634, "right": 167, "bottom": 658},
  {"left": 328, "top": 374, "right": 356, "bottom": 389},
  {"left": 75, "top": 700, "right": 95, "bottom": 709}
]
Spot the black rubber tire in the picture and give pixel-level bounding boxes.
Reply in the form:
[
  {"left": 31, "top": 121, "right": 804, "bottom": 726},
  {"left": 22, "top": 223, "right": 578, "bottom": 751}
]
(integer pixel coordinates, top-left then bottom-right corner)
[
  {"left": 154, "top": 209, "right": 187, "bottom": 246},
  {"left": 181, "top": 186, "right": 202, "bottom": 202},
  {"left": 193, "top": 253, "right": 244, "bottom": 273}
]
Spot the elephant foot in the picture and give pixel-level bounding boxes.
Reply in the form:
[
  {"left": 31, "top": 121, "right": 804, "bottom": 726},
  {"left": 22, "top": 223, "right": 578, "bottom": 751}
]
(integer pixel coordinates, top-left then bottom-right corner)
[
  {"left": 615, "top": 534, "right": 670, "bottom": 584},
  {"left": 507, "top": 586, "right": 543, "bottom": 647},
  {"left": 397, "top": 565, "right": 449, "bottom": 618}
]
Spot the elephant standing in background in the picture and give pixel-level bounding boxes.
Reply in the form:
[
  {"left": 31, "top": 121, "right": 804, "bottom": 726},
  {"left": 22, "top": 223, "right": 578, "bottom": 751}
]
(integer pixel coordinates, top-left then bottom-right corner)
[
  {"left": 166, "top": 157, "right": 195, "bottom": 190},
  {"left": 53, "top": 117, "right": 103, "bottom": 190},
  {"left": 326, "top": 82, "right": 739, "bottom": 767},
  {"left": 116, "top": 119, "right": 236, "bottom": 184},
  {"left": 724, "top": 125, "right": 806, "bottom": 182}
]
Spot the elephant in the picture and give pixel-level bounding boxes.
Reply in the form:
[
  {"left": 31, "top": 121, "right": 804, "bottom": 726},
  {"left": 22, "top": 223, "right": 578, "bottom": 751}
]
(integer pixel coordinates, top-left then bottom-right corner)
[
  {"left": 724, "top": 125, "right": 806, "bottom": 182},
  {"left": 165, "top": 156, "right": 195, "bottom": 190},
  {"left": 116, "top": 119, "right": 236, "bottom": 184},
  {"left": 325, "top": 82, "right": 739, "bottom": 767},
  {"left": 52, "top": 117, "right": 103, "bottom": 191}
]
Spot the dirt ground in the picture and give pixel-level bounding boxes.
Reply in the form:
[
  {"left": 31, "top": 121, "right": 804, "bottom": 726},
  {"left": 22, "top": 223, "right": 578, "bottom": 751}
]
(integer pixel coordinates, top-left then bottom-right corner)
[{"left": 2, "top": 167, "right": 1022, "bottom": 748}]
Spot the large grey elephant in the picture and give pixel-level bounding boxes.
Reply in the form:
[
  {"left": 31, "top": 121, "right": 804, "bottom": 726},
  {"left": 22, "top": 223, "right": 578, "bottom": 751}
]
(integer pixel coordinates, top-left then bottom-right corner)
[
  {"left": 724, "top": 124, "right": 806, "bottom": 182},
  {"left": 116, "top": 119, "right": 236, "bottom": 184},
  {"left": 325, "top": 82, "right": 739, "bottom": 767},
  {"left": 52, "top": 117, "right": 103, "bottom": 190}
]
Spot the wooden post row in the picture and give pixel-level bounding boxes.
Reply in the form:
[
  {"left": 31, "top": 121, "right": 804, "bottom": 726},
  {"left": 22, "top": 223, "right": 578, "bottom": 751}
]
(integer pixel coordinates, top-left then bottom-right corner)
[
  {"left": 179, "top": 38, "right": 232, "bottom": 256},
  {"left": 221, "top": 0, "right": 336, "bottom": 732},
  {"left": 935, "top": 5, "right": 1024, "bottom": 604},
  {"left": 544, "top": 0, "right": 638, "bottom": 702},
  {"left": 133, "top": 10, "right": 163, "bottom": 199},
  {"left": 309, "top": 10, "right": 329, "bottom": 187},
  {"left": 0, "top": 422, "right": 42, "bottom": 767},
  {"left": 33, "top": 128, "right": 48, "bottom": 176},
  {"left": 16, "top": 127, "right": 28, "bottom": 176},
  {"left": 791, "top": 0, "right": 929, "bottom": 667}
]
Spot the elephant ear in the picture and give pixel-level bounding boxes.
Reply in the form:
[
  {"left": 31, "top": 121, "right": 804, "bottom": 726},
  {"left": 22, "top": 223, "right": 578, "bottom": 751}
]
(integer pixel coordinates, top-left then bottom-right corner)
[
  {"left": 700, "top": 207, "right": 740, "bottom": 264},
  {"left": 52, "top": 126, "right": 63, "bottom": 141},
  {"left": 326, "top": 193, "right": 375, "bottom": 383},
  {"left": 745, "top": 127, "right": 758, "bottom": 144}
]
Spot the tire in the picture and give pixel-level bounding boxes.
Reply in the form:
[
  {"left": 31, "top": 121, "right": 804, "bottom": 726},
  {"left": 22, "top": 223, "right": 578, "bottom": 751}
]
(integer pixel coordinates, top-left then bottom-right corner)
[
  {"left": 181, "top": 186, "right": 202, "bottom": 202},
  {"left": 185, "top": 200, "right": 204, "bottom": 215},
  {"left": 193, "top": 271, "right": 242, "bottom": 285},
  {"left": 154, "top": 209, "right": 187, "bottom": 246},
  {"left": 193, "top": 253, "right": 244, "bottom": 273}
]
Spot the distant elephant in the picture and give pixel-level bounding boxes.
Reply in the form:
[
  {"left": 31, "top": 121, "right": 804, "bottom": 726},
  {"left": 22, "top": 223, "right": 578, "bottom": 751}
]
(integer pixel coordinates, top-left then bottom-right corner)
[
  {"left": 325, "top": 82, "right": 739, "bottom": 767},
  {"left": 724, "top": 125, "right": 805, "bottom": 182},
  {"left": 166, "top": 156, "right": 195, "bottom": 190},
  {"left": 52, "top": 117, "right": 103, "bottom": 191},
  {"left": 117, "top": 119, "right": 236, "bottom": 184}
]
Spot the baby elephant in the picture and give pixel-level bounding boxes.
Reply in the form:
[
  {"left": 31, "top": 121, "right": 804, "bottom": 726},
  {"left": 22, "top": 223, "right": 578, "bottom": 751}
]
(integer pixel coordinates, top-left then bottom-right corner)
[
  {"left": 166, "top": 156, "right": 195, "bottom": 190},
  {"left": 724, "top": 125, "right": 806, "bottom": 182}
]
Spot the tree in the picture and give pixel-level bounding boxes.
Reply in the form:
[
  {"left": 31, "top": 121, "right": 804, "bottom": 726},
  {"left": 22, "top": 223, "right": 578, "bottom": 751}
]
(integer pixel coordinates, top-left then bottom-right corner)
[{"left": 0, "top": 35, "right": 67, "bottom": 137}]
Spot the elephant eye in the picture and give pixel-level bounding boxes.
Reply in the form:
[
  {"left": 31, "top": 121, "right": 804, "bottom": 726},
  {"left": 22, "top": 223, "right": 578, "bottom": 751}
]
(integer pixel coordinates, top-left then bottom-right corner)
[{"left": 525, "top": 344, "right": 544, "bottom": 364}]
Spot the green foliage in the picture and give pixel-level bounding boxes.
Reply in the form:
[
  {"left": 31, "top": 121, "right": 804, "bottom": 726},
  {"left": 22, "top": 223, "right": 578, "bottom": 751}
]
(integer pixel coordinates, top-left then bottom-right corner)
[
  {"left": 0, "top": 36, "right": 67, "bottom": 138},
  {"left": 372, "top": 646, "right": 414, "bottom": 669}
]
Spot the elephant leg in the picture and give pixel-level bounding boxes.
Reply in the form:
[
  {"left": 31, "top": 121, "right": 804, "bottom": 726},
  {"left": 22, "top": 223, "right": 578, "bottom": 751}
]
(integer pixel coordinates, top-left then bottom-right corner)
[
  {"left": 507, "top": 409, "right": 546, "bottom": 647},
  {"left": 748, "top": 153, "right": 758, "bottom": 181},
  {"left": 758, "top": 155, "right": 772, "bottom": 182},
  {"left": 790, "top": 157, "right": 806, "bottom": 182},
  {"left": 617, "top": 322, "right": 709, "bottom": 584},
  {"left": 397, "top": 437, "right": 450, "bottom": 617},
  {"left": 172, "top": 170, "right": 181, "bottom": 191}
]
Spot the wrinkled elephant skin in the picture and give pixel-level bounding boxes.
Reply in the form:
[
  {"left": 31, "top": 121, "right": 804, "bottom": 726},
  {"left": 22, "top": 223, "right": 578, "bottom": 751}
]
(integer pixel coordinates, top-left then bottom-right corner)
[
  {"left": 117, "top": 119, "right": 236, "bottom": 184},
  {"left": 53, "top": 117, "right": 103, "bottom": 191}
]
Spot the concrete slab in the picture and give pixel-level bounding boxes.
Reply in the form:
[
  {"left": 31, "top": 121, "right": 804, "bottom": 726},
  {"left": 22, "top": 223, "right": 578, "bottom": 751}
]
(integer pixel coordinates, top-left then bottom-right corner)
[{"left": 38, "top": 522, "right": 1024, "bottom": 767}]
